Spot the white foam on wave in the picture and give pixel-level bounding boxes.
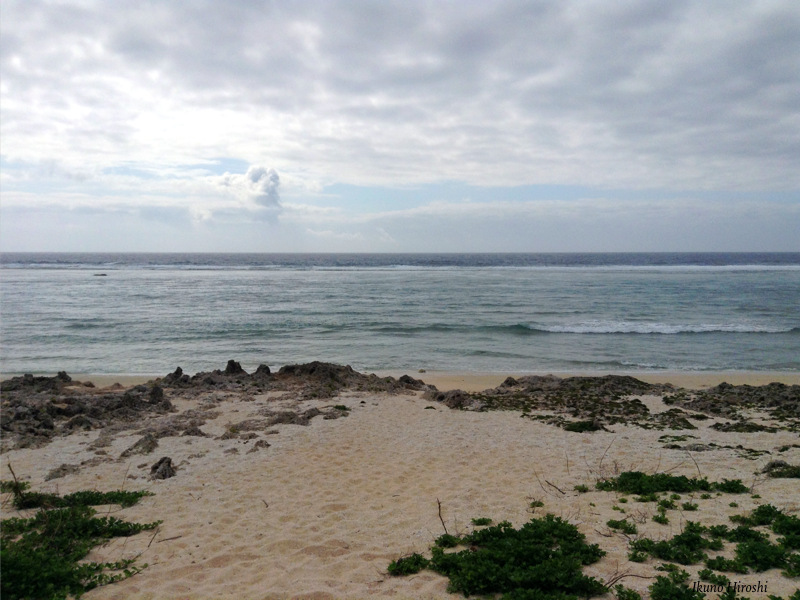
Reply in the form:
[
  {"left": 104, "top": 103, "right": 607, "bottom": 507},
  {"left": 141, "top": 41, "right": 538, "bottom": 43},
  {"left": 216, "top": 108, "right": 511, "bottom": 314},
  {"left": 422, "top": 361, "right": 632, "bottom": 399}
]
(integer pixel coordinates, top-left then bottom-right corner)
[{"left": 534, "top": 321, "right": 794, "bottom": 334}]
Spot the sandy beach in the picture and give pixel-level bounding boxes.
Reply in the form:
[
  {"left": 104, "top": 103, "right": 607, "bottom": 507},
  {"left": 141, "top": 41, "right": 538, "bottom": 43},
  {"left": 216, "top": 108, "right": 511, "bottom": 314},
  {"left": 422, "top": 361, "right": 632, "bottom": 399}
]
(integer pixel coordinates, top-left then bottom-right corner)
[{"left": 2, "top": 366, "right": 799, "bottom": 599}]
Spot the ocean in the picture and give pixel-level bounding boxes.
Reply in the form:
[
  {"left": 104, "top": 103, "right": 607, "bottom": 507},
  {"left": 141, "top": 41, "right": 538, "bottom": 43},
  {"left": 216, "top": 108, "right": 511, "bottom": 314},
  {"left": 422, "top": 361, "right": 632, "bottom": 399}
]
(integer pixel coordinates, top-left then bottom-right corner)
[{"left": 1, "top": 253, "right": 799, "bottom": 375}]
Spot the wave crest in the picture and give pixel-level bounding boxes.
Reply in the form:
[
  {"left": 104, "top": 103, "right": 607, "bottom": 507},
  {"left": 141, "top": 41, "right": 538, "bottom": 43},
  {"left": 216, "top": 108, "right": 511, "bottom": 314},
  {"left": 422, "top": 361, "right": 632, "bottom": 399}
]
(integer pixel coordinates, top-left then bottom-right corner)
[{"left": 526, "top": 322, "right": 797, "bottom": 335}]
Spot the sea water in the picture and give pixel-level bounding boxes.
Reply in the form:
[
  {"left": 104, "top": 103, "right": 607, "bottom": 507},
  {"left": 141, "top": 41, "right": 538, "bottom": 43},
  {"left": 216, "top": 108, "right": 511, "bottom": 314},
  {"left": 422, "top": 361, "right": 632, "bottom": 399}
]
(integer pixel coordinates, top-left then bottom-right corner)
[{"left": 1, "top": 253, "right": 798, "bottom": 375}]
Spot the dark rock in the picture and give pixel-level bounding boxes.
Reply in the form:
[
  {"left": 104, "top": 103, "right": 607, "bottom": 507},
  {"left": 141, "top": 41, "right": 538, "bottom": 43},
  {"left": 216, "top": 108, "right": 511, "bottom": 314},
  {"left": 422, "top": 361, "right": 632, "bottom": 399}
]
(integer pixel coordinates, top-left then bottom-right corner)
[
  {"left": 424, "top": 389, "right": 485, "bottom": 410},
  {"left": 297, "top": 407, "right": 322, "bottom": 424},
  {"left": 120, "top": 433, "right": 159, "bottom": 457},
  {"left": 229, "top": 418, "right": 268, "bottom": 432},
  {"left": 247, "top": 439, "right": 271, "bottom": 453},
  {"left": 322, "top": 407, "right": 350, "bottom": 420},
  {"left": 1, "top": 372, "right": 72, "bottom": 393},
  {"left": 45, "top": 463, "right": 81, "bottom": 481},
  {"left": 255, "top": 364, "right": 271, "bottom": 376},
  {"left": 149, "top": 385, "right": 164, "bottom": 402},
  {"left": 225, "top": 360, "right": 246, "bottom": 375},
  {"left": 684, "top": 444, "right": 715, "bottom": 452},
  {"left": 36, "top": 409, "right": 55, "bottom": 429},
  {"left": 398, "top": 374, "right": 429, "bottom": 390},
  {"left": 163, "top": 366, "right": 189, "bottom": 385},
  {"left": 150, "top": 456, "right": 176, "bottom": 479},
  {"left": 278, "top": 361, "right": 355, "bottom": 382},
  {"left": 63, "top": 414, "right": 94, "bottom": 431},
  {"left": 762, "top": 460, "right": 790, "bottom": 473},
  {"left": 182, "top": 426, "right": 208, "bottom": 437},
  {"left": 263, "top": 408, "right": 323, "bottom": 426}
]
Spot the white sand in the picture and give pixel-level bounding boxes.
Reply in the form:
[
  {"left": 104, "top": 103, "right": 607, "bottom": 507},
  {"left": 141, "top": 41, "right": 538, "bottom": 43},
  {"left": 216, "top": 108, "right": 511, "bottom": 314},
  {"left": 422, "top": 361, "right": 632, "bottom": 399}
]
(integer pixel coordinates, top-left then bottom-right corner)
[{"left": 3, "top": 383, "right": 800, "bottom": 599}]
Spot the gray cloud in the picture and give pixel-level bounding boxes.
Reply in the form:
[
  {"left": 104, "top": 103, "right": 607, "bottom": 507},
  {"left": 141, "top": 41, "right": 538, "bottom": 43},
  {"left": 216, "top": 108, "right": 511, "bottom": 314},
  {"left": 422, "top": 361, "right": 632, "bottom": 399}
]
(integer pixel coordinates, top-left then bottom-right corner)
[
  {"left": 245, "top": 166, "right": 281, "bottom": 208},
  {"left": 0, "top": 1, "right": 798, "bottom": 252},
  {"left": 2, "top": 0, "right": 798, "bottom": 190}
]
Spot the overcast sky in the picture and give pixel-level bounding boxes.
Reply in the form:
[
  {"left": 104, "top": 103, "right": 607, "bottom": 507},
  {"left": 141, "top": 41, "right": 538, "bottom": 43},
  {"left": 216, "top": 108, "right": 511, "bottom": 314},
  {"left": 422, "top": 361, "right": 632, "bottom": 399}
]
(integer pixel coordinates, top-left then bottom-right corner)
[{"left": 1, "top": 0, "right": 798, "bottom": 252}]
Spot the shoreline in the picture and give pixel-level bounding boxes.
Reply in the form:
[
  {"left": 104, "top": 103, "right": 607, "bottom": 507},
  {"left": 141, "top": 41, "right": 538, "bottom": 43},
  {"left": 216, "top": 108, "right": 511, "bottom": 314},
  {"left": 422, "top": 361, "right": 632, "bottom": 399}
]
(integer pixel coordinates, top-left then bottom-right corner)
[{"left": 3, "top": 369, "right": 800, "bottom": 392}]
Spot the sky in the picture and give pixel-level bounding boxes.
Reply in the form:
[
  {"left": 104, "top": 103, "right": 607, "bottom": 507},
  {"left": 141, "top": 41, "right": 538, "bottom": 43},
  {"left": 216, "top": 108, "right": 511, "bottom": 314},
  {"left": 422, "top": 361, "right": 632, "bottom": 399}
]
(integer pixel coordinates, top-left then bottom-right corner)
[{"left": 1, "top": 0, "right": 799, "bottom": 252}]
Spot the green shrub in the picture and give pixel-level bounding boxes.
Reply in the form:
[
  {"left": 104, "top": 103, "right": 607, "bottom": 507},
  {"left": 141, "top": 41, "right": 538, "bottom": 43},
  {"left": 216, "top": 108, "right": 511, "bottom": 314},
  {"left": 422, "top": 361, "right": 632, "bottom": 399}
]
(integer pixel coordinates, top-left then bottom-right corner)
[
  {"left": 471, "top": 517, "right": 492, "bottom": 526},
  {"left": 730, "top": 504, "right": 781, "bottom": 527},
  {"left": 630, "top": 522, "right": 722, "bottom": 565},
  {"left": 705, "top": 556, "right": 748, "bottom": 574},
  {"left": 628, "top": 549, "right": 649, "bottom": 562},
  {"left": 698, "top": 568, "right": 730, "bottom": 586},
  {"left": 658, "top": 498, "right": 677, "bottom": 511},
  {"left": 715, "top": 479, "right": 748, "bottom": 493},
  {"left": 649, "top": 566, "right": 705, "bottom": 600},
  {"left": 434, "top": 533, "right": 461, "bottom": 548},
  {"left": 773, "top": 514, "right": 800, "bottom": 549},
  {"left": 607, "top": 519, "right": 637, "bottom": 535},
  {"left": 597, "top": 472, "right": 747, "bottom": 495},
  {"left": 735, "top": 539, "right": 787, "bottom": 572},
  {"left": 614, "top": 584, "right": 643, "bottom": 600},
  {"left": 0, "top": 480, "right": 31, "bottom": 494},
  {"left": 389, "top": 514, "right": 607, "bottom": 599},
  {"left": 597, "top": 472, "right": 702, "bottom": 494},
  {"left": 653, "top": 513, "right": 669, "bottom": 525},
  {"left": 387, "top": 553, "right": 429, "bottom": 575},
  {"left": 1, "top": 493, "right": 160, "bottom": 600},
  {"left": 11, "top": 489, "right": 153, "bottom": 510},
  {"left": 563, "top": 420, "right": 603, "bottom": 433}
]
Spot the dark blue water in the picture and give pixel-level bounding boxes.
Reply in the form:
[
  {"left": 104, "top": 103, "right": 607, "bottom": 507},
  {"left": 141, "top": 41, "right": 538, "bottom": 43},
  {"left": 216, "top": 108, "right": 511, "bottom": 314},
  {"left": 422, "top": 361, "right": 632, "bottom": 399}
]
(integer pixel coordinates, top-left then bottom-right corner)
[{"left": 2, "top": 253, "right": 799, "bottom": 374}]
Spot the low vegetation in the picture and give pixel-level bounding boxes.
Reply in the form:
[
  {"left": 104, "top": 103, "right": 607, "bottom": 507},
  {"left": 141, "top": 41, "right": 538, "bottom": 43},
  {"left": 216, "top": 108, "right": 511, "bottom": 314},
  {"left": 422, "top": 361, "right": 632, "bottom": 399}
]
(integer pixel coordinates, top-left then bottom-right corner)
[
  {"left": 389, "top": 514, "right": 607, "bottom": 599},
  {"left": 1, "top": 478, "right": 160, "bottom": 600},
  {"left": 596, "top": 471, "right": 748, "bottom": 494},
  {"left": 628, "top": 505, "right": 800, "bottom": 578},
  {"left": 390, "top": 475, "right": 800, "bottom": 600}
]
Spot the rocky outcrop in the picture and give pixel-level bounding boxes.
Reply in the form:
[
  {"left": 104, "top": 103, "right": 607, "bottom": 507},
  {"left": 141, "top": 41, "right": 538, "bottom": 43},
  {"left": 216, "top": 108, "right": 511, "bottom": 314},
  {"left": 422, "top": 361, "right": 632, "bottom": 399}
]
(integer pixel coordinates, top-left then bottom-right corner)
[
  {"left": 0, "top": 362, "right": 435, "bottom": 451},
  {"left": 225, "top": 360, "right": 245, "bottom": 375},
  {"left": 423, "top": 389, "right": 485, "bottom": 410},
  {"left": 120, "top": 433, "right": 159, "bottom": 457},
  {"left": 0, "top": 371, "right": 72, "bottom": 393},
  {"left": 0, "top": 374, "right": 175, "bottom": 450},
  {"left": 666, "top": 382, "right": 800, "bottom": 422},
  {"left": 156, "top": 360, "right": 432, "bottom": 398},
  {"left": 150, "top": 456, "right": 177, "bottom": 479}
]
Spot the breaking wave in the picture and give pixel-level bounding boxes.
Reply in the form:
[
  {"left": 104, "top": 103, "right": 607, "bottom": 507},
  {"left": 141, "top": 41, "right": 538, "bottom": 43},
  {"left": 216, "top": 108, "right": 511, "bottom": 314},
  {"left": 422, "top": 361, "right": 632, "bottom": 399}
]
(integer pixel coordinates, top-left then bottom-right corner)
[{"left": 524, "top": 322, "right": 798, "bottom": 335}]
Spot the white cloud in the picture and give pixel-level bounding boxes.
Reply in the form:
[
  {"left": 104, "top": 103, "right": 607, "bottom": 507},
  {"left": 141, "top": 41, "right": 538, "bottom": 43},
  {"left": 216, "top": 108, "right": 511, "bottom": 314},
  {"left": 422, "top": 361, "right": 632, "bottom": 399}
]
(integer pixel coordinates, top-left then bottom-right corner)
[
  {"left": 3, "top": 1, "right": 799, "bottom": 190},
  {"left": 0, "top": 0, "right": 798, "bottom": 251},
  {"left": 216, "top": 165, "right": 282, "bottom": 211}
]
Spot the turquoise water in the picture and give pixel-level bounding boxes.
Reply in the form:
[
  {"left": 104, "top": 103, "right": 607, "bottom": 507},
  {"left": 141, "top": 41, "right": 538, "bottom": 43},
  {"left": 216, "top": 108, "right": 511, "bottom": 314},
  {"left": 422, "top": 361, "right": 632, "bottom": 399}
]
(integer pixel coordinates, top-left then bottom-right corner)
[{"left": 1, "top": 253, "right": 798, "bottom": 374}]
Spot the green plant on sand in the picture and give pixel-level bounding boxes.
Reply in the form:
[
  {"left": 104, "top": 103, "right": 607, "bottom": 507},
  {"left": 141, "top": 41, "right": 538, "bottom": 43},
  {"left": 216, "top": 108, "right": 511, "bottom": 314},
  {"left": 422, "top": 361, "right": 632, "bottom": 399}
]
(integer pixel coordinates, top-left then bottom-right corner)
[
  {"left": 1, "top": 475, "right": 161, "bottom": 600},
  {"left": 596, "top": 471, "right": 748, "bottom": 495},
  {"left": 389, "top": 514, "right": 607, "bottom": 599}
]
